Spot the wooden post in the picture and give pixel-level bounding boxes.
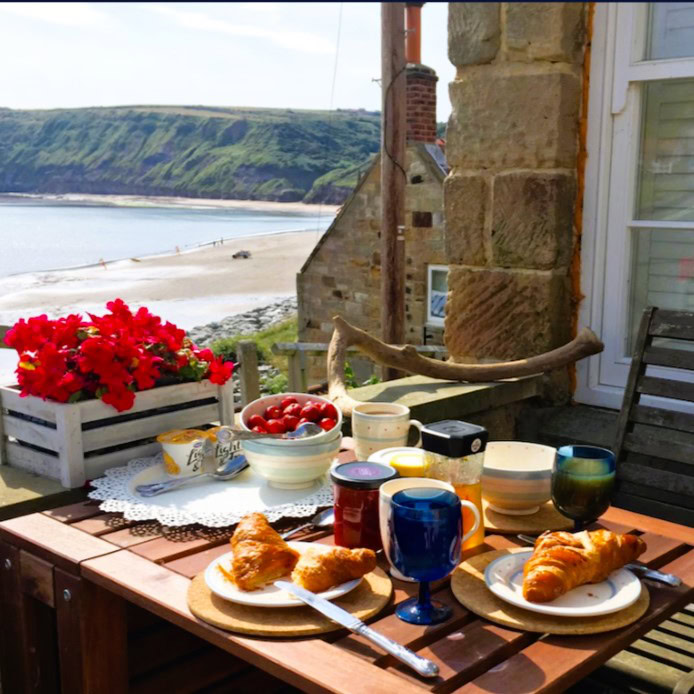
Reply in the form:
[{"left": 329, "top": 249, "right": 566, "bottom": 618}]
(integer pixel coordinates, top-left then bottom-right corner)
[
  {"left": 287, "top": 350, "right": 309, "bottom": 394},
  {"left": 238, "top": 341, "right": 260, "bottom": 408},
  {"left": 381, "top": 2, "right": 407, "bottom": 381}
]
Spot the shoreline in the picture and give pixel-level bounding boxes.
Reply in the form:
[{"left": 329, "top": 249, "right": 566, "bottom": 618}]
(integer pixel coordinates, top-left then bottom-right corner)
[
  {"left": 0, "top": 225, "right": 325, "bottom": 280},
  {"left": 1, "top": 192, "right": 340, "bottom": 215}
]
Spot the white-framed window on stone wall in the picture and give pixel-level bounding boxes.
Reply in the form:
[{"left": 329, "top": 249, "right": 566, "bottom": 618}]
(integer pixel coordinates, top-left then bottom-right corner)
[
  {"left": 427, "top": 264, "right": 448, "bottom": 328},
  {"left": 577, "top": 2, "right": 694, "bottom": 411}
]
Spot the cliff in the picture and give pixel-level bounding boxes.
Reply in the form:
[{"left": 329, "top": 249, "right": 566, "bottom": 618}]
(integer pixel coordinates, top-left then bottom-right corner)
[{"left": 0, "top": 105, "right": 380, "bottom": 204}]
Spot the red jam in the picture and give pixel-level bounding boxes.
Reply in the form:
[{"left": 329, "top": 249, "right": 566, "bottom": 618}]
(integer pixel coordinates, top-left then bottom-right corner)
[{"left": 331, "top": 462, "right": 399, "bottom": 550}]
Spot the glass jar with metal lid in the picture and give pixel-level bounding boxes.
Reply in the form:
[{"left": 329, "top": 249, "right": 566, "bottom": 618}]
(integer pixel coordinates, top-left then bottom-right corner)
[
  {"left": 421, "top": 420, "right": 488, "bottom": 550},
  {"left": 331, "top": 462, "right": 399, "bottom": 550}
]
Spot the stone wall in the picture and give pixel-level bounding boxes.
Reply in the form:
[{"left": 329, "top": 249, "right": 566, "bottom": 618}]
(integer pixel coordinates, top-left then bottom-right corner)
[
  {"left": 444, "top": 2, "right": 586, "bottom": 402},
  {"left": 297, "top": 146, "right": 446, "bottom": 381}
]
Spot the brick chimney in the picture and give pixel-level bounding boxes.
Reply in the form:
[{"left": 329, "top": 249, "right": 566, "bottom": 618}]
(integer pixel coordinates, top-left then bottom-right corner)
[{"left": 406, "top": 2, "right": 438, "bottom": 144}]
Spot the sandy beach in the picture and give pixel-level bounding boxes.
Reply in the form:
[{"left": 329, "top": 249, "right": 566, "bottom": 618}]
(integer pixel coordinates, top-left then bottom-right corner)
[{"left": 0, "top": 230, "right": 321, "bottom": 331}]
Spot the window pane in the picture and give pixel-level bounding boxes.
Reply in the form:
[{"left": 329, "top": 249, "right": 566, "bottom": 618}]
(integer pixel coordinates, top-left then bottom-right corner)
[
  {"left": 628, "top": 228, "right": 694, "bottom": 352},
  {"left": 646, "top": 3, "right": 694, "bottom": 60},
  {"left": 636, "top": 79, "right": 694, "bottom": 222},
  {"left": 428, "top": 268, "right": 447, "bottom": 322}
]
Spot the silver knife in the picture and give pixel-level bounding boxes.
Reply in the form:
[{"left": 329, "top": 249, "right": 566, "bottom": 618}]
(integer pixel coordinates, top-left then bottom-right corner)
[{"left": 274, "top": 580, "right": 439, "bottom": 679}]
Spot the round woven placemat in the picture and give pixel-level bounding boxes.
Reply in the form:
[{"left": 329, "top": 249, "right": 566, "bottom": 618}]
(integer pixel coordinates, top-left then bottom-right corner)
[
  {"left": 188, "top": 568, "right": 392, "bottom": 636},
  {"left": 482, "top": 499, "right": 573, "bottom": 534},
  {"left": 451, "top": 548, "right": 650, "bottom": 635}
]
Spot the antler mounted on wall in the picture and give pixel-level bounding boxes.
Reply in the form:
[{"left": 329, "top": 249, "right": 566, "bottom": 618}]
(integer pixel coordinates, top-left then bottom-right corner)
[{"left": 327, "top": 315, "right": 604, "bottom": 417}]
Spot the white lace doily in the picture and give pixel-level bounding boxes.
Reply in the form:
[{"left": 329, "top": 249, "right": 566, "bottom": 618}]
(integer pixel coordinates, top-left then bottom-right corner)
[{"left": 88, "top": 453, "right": 334, "bottom": 527}]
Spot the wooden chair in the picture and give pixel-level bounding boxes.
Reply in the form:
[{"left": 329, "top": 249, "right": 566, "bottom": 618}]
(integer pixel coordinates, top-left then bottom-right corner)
[
  {"left": 583, "top": 306, "right": 694, "bottom": 693},
  {"left": 612, "top": 306, "right": 694, "bottom": 526}
]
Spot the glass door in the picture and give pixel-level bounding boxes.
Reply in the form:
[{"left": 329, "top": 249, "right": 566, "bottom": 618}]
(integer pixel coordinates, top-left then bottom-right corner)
[{"left": 592, "top": 4, "right": 694, "bottom": 404}]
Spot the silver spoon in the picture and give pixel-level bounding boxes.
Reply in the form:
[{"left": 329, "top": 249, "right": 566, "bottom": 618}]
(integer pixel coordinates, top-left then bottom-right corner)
[
  {"left": 515, "top": 534, "right": 682, "bottom": 586},
  {"left": 280, "top": 507, "right": 335, "bottom": 540},
  {"left": 135, "top": 454, "right": 249, "bottom": 497},
  {"left": 216, "top": 421, "right": 324, "bottom": 442}
]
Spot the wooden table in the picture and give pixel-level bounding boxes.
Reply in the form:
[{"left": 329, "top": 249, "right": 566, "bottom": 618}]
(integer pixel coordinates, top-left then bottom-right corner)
[{"left": 0, "top": 495, "right": 692, "bottom": 694}]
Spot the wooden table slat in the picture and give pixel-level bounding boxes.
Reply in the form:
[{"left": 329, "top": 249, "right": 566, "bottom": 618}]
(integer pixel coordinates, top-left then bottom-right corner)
[
  {"left": 635, "top": 532, "right": 690, "bottom": 568},
  {"left": 389, "top": 620, "right": 537, "bottom": 693},
  {"left": 128, "top": 529, "right": 232, "bottom": 564},
  {"left": 98, "top": 522, "right": 165, "bottom": 548},
  {"left": 601, "top": 507, "right": 694, "bottom": 544},
  {"left": 338, "top": 585, "right": 473, "bottom": 663},
  {"left": 0, "top": 513, "right": 119, "bottom": 572},
  {"left": 70, "top": 512, "right": 142, "bottom": 537},
  {"left": 43, "top": 501, "right": 103, "bottom": 524}
]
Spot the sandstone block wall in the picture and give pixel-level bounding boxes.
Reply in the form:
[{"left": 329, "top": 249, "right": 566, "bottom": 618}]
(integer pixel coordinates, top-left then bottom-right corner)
[
  {"left": 444, "top": 2, "right": 586, "bottom": 402},
  {"left": 298, "top": 148, "right": 446, "bottom": 381}
]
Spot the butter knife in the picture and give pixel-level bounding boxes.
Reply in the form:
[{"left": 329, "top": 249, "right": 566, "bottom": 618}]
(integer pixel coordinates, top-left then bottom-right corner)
[
  {"left": 515, "top": 534, "right": 681, "bottom": 586},
  {"left": 274, "top": 581, "right": 439, "bottom": 679}
]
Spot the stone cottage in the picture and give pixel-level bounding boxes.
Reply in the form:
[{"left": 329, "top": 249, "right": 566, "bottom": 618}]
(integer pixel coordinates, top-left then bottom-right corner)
[{"left": 297, "top": 18, "right": 448, "bottom": 363}]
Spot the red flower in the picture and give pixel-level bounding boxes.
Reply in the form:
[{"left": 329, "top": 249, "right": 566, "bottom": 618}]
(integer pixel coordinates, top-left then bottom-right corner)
[
  {"left": 208, "top": 357, "right": 234, "bottom": 385},
  {"left": 7, "top": 299, "right": 233, "bottom": 411}
]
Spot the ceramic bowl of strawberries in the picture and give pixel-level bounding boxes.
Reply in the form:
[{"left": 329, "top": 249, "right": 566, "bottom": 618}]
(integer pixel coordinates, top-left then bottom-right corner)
[{"left": 239, "top": 393, "right": 342, "bottom": 489}]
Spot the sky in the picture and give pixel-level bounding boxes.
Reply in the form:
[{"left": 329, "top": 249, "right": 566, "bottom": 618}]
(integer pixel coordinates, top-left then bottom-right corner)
[{"left": 0, "top": 2, "right": 454, "bottom": 122}]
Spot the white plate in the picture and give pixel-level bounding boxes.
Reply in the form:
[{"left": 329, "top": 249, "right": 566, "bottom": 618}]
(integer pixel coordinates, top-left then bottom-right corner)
[
  {"left": 205, "top": 541, "right": 362, "bottom": 608},
  {"left": 484, "top": 550, "right": 642, "bottom": 617}
]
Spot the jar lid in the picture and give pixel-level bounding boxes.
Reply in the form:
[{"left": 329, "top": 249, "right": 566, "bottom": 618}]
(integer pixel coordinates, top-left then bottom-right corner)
[
  {"left": 330, "top": 462, "right": 399, "bottom": 490},
  {"left": 421, "top": 420, "right": 489, "bottom": 458}
]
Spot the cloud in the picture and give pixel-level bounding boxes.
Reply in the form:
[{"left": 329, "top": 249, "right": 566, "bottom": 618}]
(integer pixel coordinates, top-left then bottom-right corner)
[
  {"left": 149, "top": 5, "right": 334, "bottom": 54},
  {"left": 0, "top": 2, "right": 109, "bottom": 27}
]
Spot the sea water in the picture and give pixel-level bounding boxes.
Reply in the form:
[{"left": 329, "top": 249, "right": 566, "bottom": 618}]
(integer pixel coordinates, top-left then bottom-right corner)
[{"left": 0, "top": 198, "right": 334, "bottom": 278}]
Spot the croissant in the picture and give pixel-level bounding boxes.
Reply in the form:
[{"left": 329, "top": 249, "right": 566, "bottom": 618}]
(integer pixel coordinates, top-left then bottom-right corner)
[
  {"left": 291, "top": 547, "right": 377, "bottom": 593},
  {"left": 228, "top": 513, "right": 300, "bottom": 591},
  {"left": 522, "top": 530, "right": 646, "bottom": 603}
]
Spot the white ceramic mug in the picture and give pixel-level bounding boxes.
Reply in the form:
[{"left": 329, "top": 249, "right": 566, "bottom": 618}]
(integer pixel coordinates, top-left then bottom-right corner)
[
  {"left": 352, "top": 403, "right": 423, "bottom": 460},
  {"left": 379, "top": 478, "right": 481, "bottom": 582}
]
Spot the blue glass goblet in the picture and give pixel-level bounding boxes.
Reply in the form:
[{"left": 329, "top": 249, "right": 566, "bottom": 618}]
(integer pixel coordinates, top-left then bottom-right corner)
[
  {"left": 552, "top": 445, "right": 616, "bottom": 532},
  {"left": 389, "top": 488, "right": 462, "bottom": 625}
]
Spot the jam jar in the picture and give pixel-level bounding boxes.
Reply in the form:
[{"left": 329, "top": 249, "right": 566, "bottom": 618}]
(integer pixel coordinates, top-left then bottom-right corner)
[{"left": 331, "top": 462, "right": 399, "bottom": 550}]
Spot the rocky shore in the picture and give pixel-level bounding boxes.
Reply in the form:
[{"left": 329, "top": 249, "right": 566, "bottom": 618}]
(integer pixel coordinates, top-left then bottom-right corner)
[
  {"left": 188, "top": 296, "right": 297, "bottom": 346},
  {"left": 188, "top": 297, "right": 299, "bottom": 402}
]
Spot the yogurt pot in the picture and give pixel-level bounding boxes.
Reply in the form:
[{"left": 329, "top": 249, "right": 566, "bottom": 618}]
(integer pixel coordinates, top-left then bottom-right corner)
[{"left": 157, "top": 429, "right": 213, "bottom": 478}]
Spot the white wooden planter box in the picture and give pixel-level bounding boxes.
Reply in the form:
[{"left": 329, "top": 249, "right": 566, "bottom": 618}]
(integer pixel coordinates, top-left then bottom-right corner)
[{"left": 0, "top": 380, "right": 234, "bottom": 488}]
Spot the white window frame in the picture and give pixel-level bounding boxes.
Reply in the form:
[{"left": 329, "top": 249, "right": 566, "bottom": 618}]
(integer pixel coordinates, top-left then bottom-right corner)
[
  {"left": 426, "top": 264, "right": 447, "bottom": 328},
  {"left": 577, "top": 2, "right": 694, "bottom": 410}
]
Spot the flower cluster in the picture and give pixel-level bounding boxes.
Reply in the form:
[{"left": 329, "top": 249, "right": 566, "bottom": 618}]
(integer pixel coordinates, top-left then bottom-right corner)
[{"left": 4, "top": 299, "right": 233, "bottom": 412}]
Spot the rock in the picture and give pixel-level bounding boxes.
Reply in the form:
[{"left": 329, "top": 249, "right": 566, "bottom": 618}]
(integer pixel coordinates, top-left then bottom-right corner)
[
  {"left": 448, "top": 3, "right": 501, "bottom": 67},
  {"left": 491, "top": 172, "right": 576, "bottom": 270},
  {"left": 446, "top": 68, "right": 581, "bottom": 170},
  {"left": 444, "top": 266, "right": 570, "bottom": 361},
  {"left": 505, "top": 3, "right": 585, "bottom": 64},
  {"left": 232, "top": 250, "right": 251, "bottom": 259},
  {"left": 444, "top": 173, "right": 489, "bottom": 266},
  {"left": 188, "top": 297, "right": 298, "bottom": 346}
]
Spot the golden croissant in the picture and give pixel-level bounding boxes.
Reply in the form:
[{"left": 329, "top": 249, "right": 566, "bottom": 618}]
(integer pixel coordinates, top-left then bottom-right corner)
[
  {"left": 522, "top": 529, "right": 646, "bottom": 603},
  {"left": 227, "top": 513, "right": 300, "bottom": 591},
  {"left": 291, "top": 547, "right": 377, "bottom": 593}
]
